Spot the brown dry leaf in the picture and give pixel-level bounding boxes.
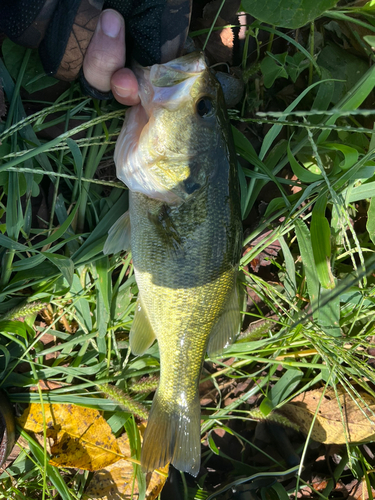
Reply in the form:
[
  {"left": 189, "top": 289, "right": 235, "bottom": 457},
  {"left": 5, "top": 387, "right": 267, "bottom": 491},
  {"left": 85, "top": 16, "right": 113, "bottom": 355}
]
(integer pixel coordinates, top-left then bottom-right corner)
[
  {"left": 278, "top": 387, "right": 375, "bottom": 444},
  {"left": 243, "top": 230, "right": 281, "bottom": 272},
  {"left": 84, "top": 433, "right": 169, "bottom": 500},
  {"left": 345, "top": 477, "right": 375, "bottom": 500},
  {"left": 30, "top": 380, "right": 66, "bottom": 391},
  {"left": 17, "top": 403, "right": 121, "bottom": 471}
]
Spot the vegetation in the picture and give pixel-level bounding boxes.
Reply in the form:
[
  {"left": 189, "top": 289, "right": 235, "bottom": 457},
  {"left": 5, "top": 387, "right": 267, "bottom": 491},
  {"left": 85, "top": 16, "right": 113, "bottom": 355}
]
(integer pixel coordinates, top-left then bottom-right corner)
[{"left": 1, "top": 0, "right": 375, "bottom": 498}]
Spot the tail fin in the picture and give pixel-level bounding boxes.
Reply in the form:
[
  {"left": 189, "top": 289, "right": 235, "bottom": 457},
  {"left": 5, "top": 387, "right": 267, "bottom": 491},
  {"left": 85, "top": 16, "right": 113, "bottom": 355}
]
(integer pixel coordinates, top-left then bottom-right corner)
[{"left": 141, "top": 390, "right": 201, "bottom": 476}]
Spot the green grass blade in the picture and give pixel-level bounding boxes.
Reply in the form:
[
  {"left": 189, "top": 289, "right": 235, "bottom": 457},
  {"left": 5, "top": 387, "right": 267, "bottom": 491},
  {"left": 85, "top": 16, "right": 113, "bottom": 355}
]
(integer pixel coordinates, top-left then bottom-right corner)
[
  {"left": 70, "top": 274, "right": 93, "bottom": 333},
  {"left": 42, "top": 253, "right": 74, "bottom": 287},
  {"left": 310, "top": 195, "right": 335, "bottom": 290},
  {"left": 19, "top": 428, "right": 73, "bottom": 500},
  {"left": 294, "top": 219, "right": 320, "bottom": 321},
  {"left": 279, "top": 236, "right": 297, "bottom": 300},
  {"left": 318, "top": 63, "right": 375, "bottom": 143},
  {"left": 318, "top": 287, "right": 341, "bottom": 337}
]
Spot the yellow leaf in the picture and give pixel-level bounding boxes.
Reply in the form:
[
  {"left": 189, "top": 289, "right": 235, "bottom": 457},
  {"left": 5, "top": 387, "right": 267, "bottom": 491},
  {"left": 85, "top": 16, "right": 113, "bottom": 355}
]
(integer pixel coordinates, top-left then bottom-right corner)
[
  {"left": 277, "top": 388, "right": 375, "bottom": 444},
  {"left": 84, "top": 433, "right": 168, "bottom": 500},
  {"left": 17, "top": 403, "right": 121, "bottom": 471}
]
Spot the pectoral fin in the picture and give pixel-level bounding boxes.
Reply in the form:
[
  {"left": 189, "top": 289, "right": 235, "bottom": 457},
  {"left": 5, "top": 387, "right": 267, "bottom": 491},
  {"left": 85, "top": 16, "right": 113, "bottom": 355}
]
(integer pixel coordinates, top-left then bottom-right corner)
[
  {"left": 103, "top": 211, "right": 131, "bottom": 255},
  {"left": 130, "top": 297, "right": 156, "bottom": 355},
  {"left": 148, "top": 204, "right": 183, "bottom": 258},
  {"left": 207, "top": 284, "right": 242, "bottom": 356}
]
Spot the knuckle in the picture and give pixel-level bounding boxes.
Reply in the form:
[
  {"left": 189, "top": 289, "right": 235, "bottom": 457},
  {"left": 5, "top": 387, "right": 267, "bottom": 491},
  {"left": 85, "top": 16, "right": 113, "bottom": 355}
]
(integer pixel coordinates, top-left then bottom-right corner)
[{"left": 90, "top": 49, "right": 123, "bottom": 73}]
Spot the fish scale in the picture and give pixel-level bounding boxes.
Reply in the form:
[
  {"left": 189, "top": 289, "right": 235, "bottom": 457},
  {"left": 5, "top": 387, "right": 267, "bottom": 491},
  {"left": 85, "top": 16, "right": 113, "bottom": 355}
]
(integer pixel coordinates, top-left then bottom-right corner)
[{"left": 105, "top": 52, "right": 242, "bottom": 475}]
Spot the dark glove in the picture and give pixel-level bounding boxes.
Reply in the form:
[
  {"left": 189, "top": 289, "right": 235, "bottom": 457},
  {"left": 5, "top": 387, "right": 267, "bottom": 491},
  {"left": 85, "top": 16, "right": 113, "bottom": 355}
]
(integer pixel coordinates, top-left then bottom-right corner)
[{"left": 0, "top": 0, "right": 192, "bottom": 90}]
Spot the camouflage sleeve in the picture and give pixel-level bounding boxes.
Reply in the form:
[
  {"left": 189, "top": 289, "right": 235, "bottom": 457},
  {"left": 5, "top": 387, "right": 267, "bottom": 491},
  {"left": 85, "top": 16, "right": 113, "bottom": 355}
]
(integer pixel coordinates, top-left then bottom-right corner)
[
  {"left": 0, "top": 0, "right": 106, "bottom": 80},
  {"left": 0, "top": 0, "right": 191, "bottom": 84}
]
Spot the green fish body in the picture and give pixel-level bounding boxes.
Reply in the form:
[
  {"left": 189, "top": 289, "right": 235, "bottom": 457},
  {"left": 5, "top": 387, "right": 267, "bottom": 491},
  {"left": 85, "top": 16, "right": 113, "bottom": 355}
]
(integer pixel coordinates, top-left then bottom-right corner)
[{"left": 106, "top": 52, "right": 242, "bottom": 476}]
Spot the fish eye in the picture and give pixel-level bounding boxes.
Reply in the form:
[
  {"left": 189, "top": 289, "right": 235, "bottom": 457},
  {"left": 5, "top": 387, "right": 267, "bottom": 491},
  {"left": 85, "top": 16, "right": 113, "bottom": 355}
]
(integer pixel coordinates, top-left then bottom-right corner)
[{"left": 196, "top": 97, "right": 214, "bottom": 118}]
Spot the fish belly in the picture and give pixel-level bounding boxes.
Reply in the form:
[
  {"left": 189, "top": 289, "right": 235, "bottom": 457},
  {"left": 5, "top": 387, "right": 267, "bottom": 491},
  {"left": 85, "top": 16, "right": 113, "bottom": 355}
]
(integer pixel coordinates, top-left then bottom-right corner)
[{"left": 136, "top": 268, "right": 235, "bottom": 476}]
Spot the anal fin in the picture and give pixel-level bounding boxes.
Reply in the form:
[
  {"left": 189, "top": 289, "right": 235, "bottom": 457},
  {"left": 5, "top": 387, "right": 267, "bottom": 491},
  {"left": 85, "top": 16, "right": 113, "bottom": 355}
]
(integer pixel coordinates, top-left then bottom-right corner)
[
  {"left": 207, "top": 283, "right": 242, "bottom": 357},
  {"left": 130, "top": 297, "right": 156, "bottom": 355},
  {"left": 103, "top": 211, "right": 131, "bottom": 255}
]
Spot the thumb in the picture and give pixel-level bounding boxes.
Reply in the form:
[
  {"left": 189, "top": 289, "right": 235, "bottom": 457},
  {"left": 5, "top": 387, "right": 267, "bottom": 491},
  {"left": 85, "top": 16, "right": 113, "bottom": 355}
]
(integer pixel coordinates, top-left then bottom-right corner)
[{"left": 83, "top": 9, "right": 125, "bottom": 93}]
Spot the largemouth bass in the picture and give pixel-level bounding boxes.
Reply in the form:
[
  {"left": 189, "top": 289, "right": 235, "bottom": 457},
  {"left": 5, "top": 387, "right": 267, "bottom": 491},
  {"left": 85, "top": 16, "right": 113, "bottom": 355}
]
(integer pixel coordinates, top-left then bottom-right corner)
[{"left": 104, "top": 52, "right": 242, "bottom": 476}]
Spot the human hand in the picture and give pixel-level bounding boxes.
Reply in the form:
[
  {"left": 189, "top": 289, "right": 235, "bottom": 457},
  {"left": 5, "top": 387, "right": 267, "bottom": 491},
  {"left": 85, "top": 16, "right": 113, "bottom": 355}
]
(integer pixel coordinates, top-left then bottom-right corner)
[{"left": 82, "top": 9, "right": 140, "bottom": 106}]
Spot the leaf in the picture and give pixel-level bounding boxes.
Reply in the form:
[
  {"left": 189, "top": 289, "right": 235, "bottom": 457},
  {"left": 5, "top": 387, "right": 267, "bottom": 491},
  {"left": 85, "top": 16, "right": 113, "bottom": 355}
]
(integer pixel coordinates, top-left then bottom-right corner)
[
  {"left": 287, "top": 144, "right": 323, "bottom": 183},
  {"left": 70, "top": 274, "right": 93, "bottom": 332},
  {"left": 367, "top": 198, "right": 375, "bottom": 246},
  {"left": 0, "top": 86, "right": 5, "bottom": 119},
  {"left": 242, "top": 0, "right": 339, "bottom": 28},
  {"left": 260, "top": 368, "right": 303, "bottom": 416},
  {"left": 17, "top": 403, "right": 121, "bottom": 471},
  {"left": 2, "top": 38, "right": 57, "bottom": 93},
  {"left": 310, "top": 195, "right": 335, "bottom": 290},
  {"left": 66, "top": 138, "right": 83, "bottom": 181},
  {"left": 259, "top": 79, "right": 329, "bottom": 161},
  {"left": 95, "top": 257, "right": 112, "bottom": 316},
  {"left": 0, "top": 390, "right": 15, "bottom": 468},
  {"left": 84, "top": 431, "right": 168, "bottom": 500},
  {"left": 294, "top": 219, "right": 319, "bottom": 320},
  {"left": 0, "top": 234, "right": 30, "bottom": 251},
  {"left": 72, "top": 191, "right": 129, "bottom": 266},
  {"left": 260, "top": 54, "right": 288, "bottom": 88},
  {"left": 20, "top": 428, "right": 74, "bottom": 500},
  {"left": 278, "top": 388, "right": 375, "bottom": 444},
  {"left": 364, "top": 35, "right": 375, "bottom": 49},
  {"left": 268, "top": 368, "right": 303, "bottom": 407},
  {"left": 6, "top": 172, "right": 23, "bottom": 240},
  {"left": 42, "top": 253, "right": 74, "bottom": 287},
  {"left": 317, "top": 44, "right": 369, "bottom": 105},
  {"left": 33, "top": 196, "right": 81, "bottom": 250},
  {"left": 318, "top": 59, "right": 375, "bottom": 144},
  {"left": 279, "top": 236, "right": 296, "bottom": 300},
  {"left": 348, "top": 181, "right": 375, "bottom": 203},
  {"left": 323, "top": 143, "right": 359, "bottom": 171},
  {"left": 0, "top": 320, "right": 31, "bottom": 340},
  {"left": 318, "top": 286, "right": 341, "bottom": 337},
  {"left": 0, "top": 172, "right": 28, "bottom": 196}
]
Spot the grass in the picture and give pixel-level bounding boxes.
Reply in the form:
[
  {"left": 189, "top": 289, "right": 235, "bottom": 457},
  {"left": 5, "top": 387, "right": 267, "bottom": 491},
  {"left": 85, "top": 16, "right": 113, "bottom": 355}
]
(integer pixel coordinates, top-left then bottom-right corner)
[{"left": 2, "top": 2, "right": 375, "bottom": 499}]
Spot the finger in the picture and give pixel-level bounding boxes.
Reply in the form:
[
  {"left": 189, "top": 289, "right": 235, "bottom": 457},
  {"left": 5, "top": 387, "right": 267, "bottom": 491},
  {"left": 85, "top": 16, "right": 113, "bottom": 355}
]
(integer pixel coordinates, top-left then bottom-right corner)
[
  {"left": 83, "top": 9, "right": 125, "bottom": 93},
  {"left": 111, "top": 68, "right": 140, "bottom": 106}
]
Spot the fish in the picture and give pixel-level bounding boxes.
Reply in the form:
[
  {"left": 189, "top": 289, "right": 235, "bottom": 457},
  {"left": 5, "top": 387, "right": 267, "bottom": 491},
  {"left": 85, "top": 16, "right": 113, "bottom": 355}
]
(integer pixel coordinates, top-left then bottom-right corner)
[{"left": 104, "top": 51, "right": 242, "bottom": 476}]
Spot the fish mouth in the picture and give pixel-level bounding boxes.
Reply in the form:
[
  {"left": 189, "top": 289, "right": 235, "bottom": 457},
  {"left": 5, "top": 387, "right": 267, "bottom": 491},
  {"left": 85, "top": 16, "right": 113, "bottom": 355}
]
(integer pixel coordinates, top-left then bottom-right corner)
[
  {"left": 114, "top": 51, "right": 215, "bottom": 204},
  {"left": 134, "top": 51, "right": 208, "bottom": 114},
  {"left": 149, "top": 51, "right": 207, "bottom": 87}
]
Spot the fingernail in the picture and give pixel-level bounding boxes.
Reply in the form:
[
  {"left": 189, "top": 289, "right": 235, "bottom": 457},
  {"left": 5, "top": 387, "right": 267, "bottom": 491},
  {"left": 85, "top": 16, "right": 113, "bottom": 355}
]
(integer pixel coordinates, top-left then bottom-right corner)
[
  {"left": 114, "top": 85, "right": 132, "bottom": 98},
  {"left": 100, "top": 10, "right": 122, "bottom": 38}
]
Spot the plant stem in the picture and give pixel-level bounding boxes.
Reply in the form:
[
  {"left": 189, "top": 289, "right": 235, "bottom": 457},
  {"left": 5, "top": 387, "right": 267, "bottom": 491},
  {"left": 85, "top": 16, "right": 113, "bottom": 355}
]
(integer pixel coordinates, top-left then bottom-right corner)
[
  {"left": 71, "top": 110, "right": 95, "bottom": 208},
  {"left": 203, "top": 0, "right": 226, "bottom": 51},
  {"left": 5, "top": 49, "right": 31, "bottom": 129},
  {"left": 76, "top": 112, "right": 119, "bottom": 233},
  {"left": 76, "top": 121, "right": 102, "bottom": 233},
  {"left": 308, "top": 22, "right": 314, "bottom": 87},
  {"left": 1, "top": 50, "right": 31, "bottom": 288},
  {"left": 48, "top": 85, "right": 74, "bottom": 232}
]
